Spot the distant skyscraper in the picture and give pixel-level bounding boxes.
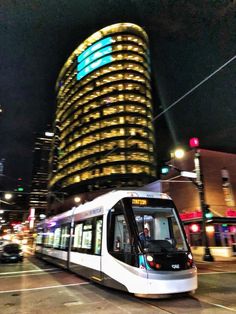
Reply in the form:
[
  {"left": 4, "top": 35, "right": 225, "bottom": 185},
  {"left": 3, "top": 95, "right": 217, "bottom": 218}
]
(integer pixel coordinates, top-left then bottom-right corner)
[
  {"left": 0, "top": 158, "right": 5, "bottom": 176},
  {"left": 29, "top": 132, "right": 54, "bottom": 217},
  {"left": 50, "top": 23, "right": 156, "bottom": 194}
]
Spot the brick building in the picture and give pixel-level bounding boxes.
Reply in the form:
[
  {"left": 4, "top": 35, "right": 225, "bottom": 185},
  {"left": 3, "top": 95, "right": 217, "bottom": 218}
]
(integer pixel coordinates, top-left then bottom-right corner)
[{"left": 160, "top": 149, "right": 236, "bottom": 257}]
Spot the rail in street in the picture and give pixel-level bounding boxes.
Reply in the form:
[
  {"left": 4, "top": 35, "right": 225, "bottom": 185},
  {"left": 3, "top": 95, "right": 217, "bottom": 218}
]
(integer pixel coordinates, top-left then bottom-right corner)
[{"left": 0, "top": 256, "right": 236, "bottom": 313}]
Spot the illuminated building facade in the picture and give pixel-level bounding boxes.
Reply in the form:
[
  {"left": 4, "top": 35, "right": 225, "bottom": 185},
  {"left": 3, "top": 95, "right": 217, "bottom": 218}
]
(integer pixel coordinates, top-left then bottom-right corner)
[
  {"left": 50, "top": 23, "right": 156, "bottom": 193},
  {"left": 29, "top": 132, "right": 54, "bottom": 217}
]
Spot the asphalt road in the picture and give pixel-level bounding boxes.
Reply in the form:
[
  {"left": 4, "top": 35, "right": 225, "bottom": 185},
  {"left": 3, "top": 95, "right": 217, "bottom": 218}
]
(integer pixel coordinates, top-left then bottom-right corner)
[{"left": 0, "top": 256, "right": 236, "bottom": 314}]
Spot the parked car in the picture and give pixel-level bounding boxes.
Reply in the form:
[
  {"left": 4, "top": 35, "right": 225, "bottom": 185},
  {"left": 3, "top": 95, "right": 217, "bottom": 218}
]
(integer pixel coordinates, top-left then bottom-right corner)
[
  {"left": 0, "top": 240, "right": 7, "bottom": 249},
  {"left": 0, "top": 243, "right": 24, "bottom": 263}
]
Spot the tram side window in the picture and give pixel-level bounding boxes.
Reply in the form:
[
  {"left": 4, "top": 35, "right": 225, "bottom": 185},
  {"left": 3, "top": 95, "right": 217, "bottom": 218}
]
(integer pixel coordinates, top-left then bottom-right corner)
[
  {"left": 81, "top": 222, "right": 93, "bottom": 249},
  {"left": 36, "top": 231, "right": 43, "bottom": 245},
  {"left": 51, "top": 224, "right": 70, "bottom": 250},
  {"left": 44, "top": 228, "right": 54, "bottom": 248},
  {"left": 53, "top": 227, "right": 61, "bottom": 248},
  {"left": 108, "top": 212, "right": 131, "bottom": 253},
  {"left": 43, "top": 223, "right": 70, "bottom": 250},
  {"left": 60, "top": 224, "right": 70, "bottom": 250},
  {"left": 169, "top": 217, "right": 187, "bottom": 250},
  {"left": 95, "top": 219, "right": 102, "bottom": 255},
  {"left": 73, "top": 223, "right": 83, "bottom": 249},
  {"left": 72, "top": 217, "right": 103, "bottom": 255}
]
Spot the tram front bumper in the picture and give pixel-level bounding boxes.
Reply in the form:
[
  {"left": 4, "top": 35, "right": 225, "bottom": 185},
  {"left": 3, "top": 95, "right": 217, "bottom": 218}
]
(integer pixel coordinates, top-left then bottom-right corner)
[{"left": 130, "top": 268, "right": 198, "bottom": 298}]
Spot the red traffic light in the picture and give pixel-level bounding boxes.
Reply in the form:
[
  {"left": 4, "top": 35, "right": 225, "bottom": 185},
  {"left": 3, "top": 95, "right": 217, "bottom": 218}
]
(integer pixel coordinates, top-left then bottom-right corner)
[
  {"left": 189, "top": 137, "right": 199, "bottom": 148},
  {"left": 190, "top": 223, "right": 200, "bottom": 233}
]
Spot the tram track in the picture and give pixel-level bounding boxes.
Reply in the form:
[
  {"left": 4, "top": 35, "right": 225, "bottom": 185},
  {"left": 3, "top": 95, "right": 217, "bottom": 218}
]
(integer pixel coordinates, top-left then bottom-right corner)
[
  {"left": 138, "top": 293, "right": 236, "bottom": 314},
  {"left": 135, "top": 296, "right": 183, "bottom": 314}
]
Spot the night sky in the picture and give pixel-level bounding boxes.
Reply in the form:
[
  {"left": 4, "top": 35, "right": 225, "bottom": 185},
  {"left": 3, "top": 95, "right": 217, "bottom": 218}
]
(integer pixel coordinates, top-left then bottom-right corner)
[{"left": 0, "top": 0, "right": 235, "bottom": 190}]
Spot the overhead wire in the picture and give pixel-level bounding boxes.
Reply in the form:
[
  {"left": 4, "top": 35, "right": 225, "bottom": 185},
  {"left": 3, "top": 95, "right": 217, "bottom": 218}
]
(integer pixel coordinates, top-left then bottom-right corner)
[
  {"left": 96, "top": 54, "right": 236, "bottom": 162},
  {"left": 152, "top": 54, "right": 236, "bottom": 121}
]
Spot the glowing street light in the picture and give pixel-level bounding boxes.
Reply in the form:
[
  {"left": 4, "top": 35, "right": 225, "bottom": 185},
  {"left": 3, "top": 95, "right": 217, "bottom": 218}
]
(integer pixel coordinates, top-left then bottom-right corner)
[
  {"left": 173, "top": 148, "right": 185, "bottom": 159},
  {"left": 74, "top": 196, "right": 81, "bottom": 204},
  {"left": 161, "top": 147, "right": 185, "bottom": 176},
  {"left": 4, "top": 193, "right": 13, "bottom": 201}
]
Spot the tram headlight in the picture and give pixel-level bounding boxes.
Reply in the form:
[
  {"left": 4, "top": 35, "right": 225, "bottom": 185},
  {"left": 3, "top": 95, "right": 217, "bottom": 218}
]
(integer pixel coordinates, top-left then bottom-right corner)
[
  {"left": 146, "top": 254, "right": 154, "bottom": 267},
  {"left": 187, "top": 253, "right": 195, "bottom": 268},
  {"left": 188, "top": 253, "right": 193, "bottom": 260},
  {"left": 146, "top": 255, "right": 153, "bottom": 262},
  {"left": 146, "top": 255, "right": 161, "bottom": 269}
]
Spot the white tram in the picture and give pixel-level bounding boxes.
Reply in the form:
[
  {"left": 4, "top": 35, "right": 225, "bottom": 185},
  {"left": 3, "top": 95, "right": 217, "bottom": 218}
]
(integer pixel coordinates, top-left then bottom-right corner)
[{"left": 35, "top": 189, "right": 197, "bottom": 298}]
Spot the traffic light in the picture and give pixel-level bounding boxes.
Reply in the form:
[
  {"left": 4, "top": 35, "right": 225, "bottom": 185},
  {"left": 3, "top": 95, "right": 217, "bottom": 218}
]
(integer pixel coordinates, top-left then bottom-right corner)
[
  {"left": 160, "top": 165, "right": 170, "bottom": 175},
  {"left": 17, "top": 177, "right": 24, "bottom": 192},
  {"left": 190, "top": 223, "right": 200, "bottom": 233},
  {"left": 204, "top": 204, "right": 213, "bottom": 219},
  {"left": 189, "top": 137, "right": 199, "bottom": 148}
]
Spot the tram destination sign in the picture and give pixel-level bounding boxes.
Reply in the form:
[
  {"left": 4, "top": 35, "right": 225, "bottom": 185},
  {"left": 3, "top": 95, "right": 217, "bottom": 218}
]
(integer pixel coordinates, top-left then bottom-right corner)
[{"left": 132, "top": 199, "right": 148, "bottom": 206}]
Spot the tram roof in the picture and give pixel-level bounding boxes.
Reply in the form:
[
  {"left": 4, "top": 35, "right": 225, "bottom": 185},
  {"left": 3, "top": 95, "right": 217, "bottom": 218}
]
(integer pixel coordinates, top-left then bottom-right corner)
[{"left": 40, "top": 189, "right": 171, "bottom": 226}]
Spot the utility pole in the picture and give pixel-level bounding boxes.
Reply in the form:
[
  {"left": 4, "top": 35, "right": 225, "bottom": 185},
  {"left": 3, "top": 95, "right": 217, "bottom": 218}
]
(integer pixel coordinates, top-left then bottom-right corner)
[
  {"left": 190, "top": 138, "right": 214, "bottom": 262},
  {"left": 160, "top": 138, "right": 214, "bottom": 262}
]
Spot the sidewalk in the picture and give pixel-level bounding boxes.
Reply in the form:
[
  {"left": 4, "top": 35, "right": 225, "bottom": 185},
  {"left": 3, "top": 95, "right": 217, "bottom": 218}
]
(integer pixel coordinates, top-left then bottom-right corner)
[{"left": 193, "top": 253, "right": 236, "bottom": 262}]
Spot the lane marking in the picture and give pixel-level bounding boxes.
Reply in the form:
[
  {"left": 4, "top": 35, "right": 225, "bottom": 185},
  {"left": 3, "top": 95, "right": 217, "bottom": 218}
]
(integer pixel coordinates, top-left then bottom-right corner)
[
  {"left": 199, "top": 299, "right": 236, "bottom": 312},
  {"left": 0, "top": 282, "right": 89, "bottom": 294},
  {"left": 198, "top": 271, "right": 236, "bottom": 275},
  {"left": 210, "top": 303, "right": 236, "bottom": 312},
  {"left": 0, "top": 270, "right": 63, "bottom": 279},
  {"left": 0, "top": 268, "right": 59, "bottom": 276}
]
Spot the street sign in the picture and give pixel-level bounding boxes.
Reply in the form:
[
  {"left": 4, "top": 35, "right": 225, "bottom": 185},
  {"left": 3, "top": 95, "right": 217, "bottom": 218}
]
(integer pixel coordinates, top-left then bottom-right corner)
[{"left": 180, "top": 171, "right": 197, "bottom": 178}]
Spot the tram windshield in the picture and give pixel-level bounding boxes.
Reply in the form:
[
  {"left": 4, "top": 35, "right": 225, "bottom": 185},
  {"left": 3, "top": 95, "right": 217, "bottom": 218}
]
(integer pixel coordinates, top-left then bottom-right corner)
[{"left": 132, "top": 198, "right": 188, "bottom": 253}]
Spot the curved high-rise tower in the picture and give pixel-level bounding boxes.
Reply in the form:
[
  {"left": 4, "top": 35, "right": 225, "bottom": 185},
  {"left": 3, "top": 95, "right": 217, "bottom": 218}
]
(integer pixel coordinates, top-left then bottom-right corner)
[{"left": 50, "top": 23, "right": 156, "bottom": 193}]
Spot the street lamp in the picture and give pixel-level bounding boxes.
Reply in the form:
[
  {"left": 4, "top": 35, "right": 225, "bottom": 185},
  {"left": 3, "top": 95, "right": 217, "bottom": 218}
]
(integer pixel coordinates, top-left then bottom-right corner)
[
  {"left": 161, "top": 140, "right": 214, "bottom": 262},
  {"left": 171, "top": 148, "right": 185, "bottom": 160},
  {"left": 161, "top": 148, "right": 186, "bottom": 175},
  {"left": 189, "top": 137, "right": 214, "bottom": 262},
  {"left": 74, "top": 196, "right": 81, "bottom": 204},
  {"left": 173, "top": 148, "right": 185, "bottom": 159},
  {"left": 4, "top": 193, "right": 13, "bottom": 201}
]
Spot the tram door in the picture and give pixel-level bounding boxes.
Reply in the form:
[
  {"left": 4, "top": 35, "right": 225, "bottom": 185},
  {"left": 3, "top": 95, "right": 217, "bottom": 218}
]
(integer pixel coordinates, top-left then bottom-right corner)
[
  {"left": 68, "top": 217, "right": 103, "bottom": 280},
  {"left": 94, "top": 218, "right": 103, "bottom": 280},
  {"left": 108, "top": 213, "right": 135, "bottom": 266},
  {"left": 113, "top": 214, "right": 131, "bottom": 254}
]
